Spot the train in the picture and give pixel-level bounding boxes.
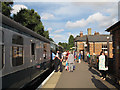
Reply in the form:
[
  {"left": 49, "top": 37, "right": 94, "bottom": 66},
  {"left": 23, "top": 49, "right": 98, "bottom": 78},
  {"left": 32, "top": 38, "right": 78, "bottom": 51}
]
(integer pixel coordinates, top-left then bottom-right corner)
[{"left": 0, "top": 13, "right": 63, "bottom": 89}]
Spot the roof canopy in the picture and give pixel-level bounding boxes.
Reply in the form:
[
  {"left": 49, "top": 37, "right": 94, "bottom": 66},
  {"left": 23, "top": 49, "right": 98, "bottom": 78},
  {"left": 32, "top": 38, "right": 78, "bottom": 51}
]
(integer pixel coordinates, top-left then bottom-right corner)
[{"left": 106, "top": 21, "right": 120, "bottom": 32}]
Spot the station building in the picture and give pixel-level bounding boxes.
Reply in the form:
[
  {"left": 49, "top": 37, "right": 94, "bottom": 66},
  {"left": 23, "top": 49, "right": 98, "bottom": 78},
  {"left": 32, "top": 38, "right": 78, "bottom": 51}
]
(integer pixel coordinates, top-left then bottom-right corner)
[
  {"left": 106, "top": 21, "right": 120, "bottom": 82},
  {"left": 74, "top": 28, "right": 113, "bottom": 58}
]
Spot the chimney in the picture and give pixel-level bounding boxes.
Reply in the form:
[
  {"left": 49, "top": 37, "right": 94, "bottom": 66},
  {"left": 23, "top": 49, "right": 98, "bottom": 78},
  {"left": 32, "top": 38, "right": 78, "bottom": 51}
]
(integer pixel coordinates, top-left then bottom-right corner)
[
  {"left": 94, "top": 31, "right": 99, "bottom": 35},
  {"left": 87, "top": 28, "right": 91, "bottom": 35},
  {"left": 80, "top": 31, "right": 83, "bottom": 37}
]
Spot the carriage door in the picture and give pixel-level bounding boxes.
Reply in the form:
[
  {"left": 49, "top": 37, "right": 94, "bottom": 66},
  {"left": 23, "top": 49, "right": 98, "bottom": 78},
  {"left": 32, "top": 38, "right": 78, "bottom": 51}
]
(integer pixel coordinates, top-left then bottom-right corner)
[
  {"left": 31, "top": 43, "right": 36, "bottom": 61},
  {"left": 118, "top": 40, "right": 120, "bottom": 78},
  {"left": 0, "top": 30, "right": 4, "bottom": 70},
  {"left": 30, "top": 42, "right": 36, "bottom": 79}
]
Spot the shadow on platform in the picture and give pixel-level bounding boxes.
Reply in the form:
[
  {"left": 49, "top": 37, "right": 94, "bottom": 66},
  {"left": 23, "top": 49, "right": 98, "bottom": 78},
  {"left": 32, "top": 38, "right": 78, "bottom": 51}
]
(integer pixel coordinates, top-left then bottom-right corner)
[
  {"left": 89, "top": 67, "right": 120, "bottom": 89},
  {"left": 91, "top": 75, "right": 110, "bottom": 90},
  {"left": 106, "top": 77, "right": 120, "bottom": 89},
  {"left": 88, "top": 67, "right": 101, "bottom": 77}
]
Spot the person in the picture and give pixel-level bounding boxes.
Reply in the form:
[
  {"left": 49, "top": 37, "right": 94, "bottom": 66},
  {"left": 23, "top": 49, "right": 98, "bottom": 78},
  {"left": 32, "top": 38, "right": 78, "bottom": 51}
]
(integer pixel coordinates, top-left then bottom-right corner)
[
  {"left": 43, "top": 50, "right": 47, "bottom": 59},
  {"left": 81, "top": 51, "right": 83, "bottom": 60},
  {"left": 98, "top": 51, "right": 108, "bottom": 80},
  {"left": 62, "top": 51, "right": 67, "bottom": 62},
  {"left": 87, "top": 52, "right": 90, "bottom": 64},
  {"left": 78, "top": 52, "right": 81, "bottom": 63},
  {"left": 59, "top": 51, "right": 63, "bottom": 72},
  {"left": 52, "top": 51, "right": 55, "bottom": 60},
  {"left": 68, "top": 51, "right": 74, "bottom": 72},
  {"left": 66, "top": 50, "right": 70, "bottom": 60},
  {"left": 89, "top": 53, "right": 96, "bottom": 69},
  {"left": 74, "top": 51, "right": 77, "bottom": 61},
  {"left": 65, "top": 60, "right": 68, "bottom": 71},
  {"left": 50, "top": 50, "right": 55, "bottom": 69},
  {"left": 54, "top": 51, "right": 60, "bottom": 72}
]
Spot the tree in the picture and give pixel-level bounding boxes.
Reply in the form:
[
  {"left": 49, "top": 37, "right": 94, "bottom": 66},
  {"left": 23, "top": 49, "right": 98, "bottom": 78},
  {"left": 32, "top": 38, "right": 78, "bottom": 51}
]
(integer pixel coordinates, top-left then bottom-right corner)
[
  {"left": 58, "top": 42, "right": 62, "bottom": 46},
  {"left": 2, "top": 2, "right": 13, "bottom": 17},
  {"left": 58, "top": 42, "right": 69, "bottom": 51},
  {"left": 13, "top": 8, "right": 45, "bottom": 36},
  {"left": 34, "top": 22, "right": 44, "bottom": 36},
  {"left": 49, "top": 38, "right": 54, "bottom": 42},
  {"left": 43, "top": 30, "right": 49, "bottom": 39},
  {"left": 13, "top": 9, "right": 41, "bottom": 29},
  {"left": 68, "top": 35, "right": 74, "bottom": 48}
]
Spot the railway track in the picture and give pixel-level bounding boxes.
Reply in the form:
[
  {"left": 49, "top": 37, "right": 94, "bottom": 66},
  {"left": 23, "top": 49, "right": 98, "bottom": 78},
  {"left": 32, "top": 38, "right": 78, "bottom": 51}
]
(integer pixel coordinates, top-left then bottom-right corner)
[{"left": 21, "top": 67, "right": 54, "bottom": 90}]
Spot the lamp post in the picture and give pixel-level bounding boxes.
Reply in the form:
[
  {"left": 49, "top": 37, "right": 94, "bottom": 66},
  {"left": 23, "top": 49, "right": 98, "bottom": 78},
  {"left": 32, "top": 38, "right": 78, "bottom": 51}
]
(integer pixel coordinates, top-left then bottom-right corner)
[
  {"left": 84, "top": 43, "right": 87, "bottom": 61},
  {"left": 107, "top": 36, "right": 110, "bottom": 58}
]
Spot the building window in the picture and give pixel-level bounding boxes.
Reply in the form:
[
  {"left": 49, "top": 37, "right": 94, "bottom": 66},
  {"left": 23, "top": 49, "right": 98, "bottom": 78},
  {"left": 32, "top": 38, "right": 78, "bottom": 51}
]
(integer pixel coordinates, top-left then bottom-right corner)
[
  {"left": 102, "top": 44, "right": 108, "bottom": 53},
  {"left": 102, "top": 44, "right": 107, "bottom": 48},
  {"left": 12, "top": 34, "right": 23, "bottom": 66}
]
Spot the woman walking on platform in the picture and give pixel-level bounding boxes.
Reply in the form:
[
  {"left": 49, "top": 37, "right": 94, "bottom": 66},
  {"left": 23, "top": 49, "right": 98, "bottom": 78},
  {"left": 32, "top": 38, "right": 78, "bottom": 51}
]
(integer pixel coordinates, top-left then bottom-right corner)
[
  {"left": 68, "top": 51, "right": 74, "bottom": 72},
  {"left": 78, "top": 52, "right": 81, "bottom": 63},
  {"left": 98, "top": 51, "right": 108, "bottom": 80}
]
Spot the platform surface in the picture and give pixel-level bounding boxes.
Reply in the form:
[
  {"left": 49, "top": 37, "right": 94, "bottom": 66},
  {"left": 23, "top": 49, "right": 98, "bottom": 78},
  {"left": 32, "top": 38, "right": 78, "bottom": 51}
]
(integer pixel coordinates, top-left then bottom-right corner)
[{"left": 42, "top": 61, "right": 119, "bottom": 89}]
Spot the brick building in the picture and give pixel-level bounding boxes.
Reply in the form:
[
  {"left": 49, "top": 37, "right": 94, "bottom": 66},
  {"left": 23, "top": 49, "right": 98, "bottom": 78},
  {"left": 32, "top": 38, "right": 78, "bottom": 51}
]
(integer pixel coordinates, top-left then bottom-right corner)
[
  {"left": 106, "top": 21, "right": 120, "bottom": 81},
  {"left": 74, "top": 29, "right": 113, "bottom": 58}
]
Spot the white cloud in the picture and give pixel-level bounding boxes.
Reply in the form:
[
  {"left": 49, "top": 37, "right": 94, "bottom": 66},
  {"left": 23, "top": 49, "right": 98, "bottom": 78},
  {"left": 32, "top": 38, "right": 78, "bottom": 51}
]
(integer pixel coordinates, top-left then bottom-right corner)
[
  {"left": 11, "top": 4, "right": 28, "bottom": 15},
  {"left": 54, "top": 5, "right": 76, "bottom": 16},
  {"left": 54, "top": 35, "right": 63, "bottom": 39},
  {"left": 54, "top": 29, "right": 64, "bottom": 33},
  {"left": 66, "top": 12, "right": 118, "bottom": 29},
  {"left": 50, "top": 33, "right": 67, "bottom": 43},
  {"left": 104, "top": 5, "right": 118, "bottom": 18},
  {"left": 41, "top": 13, "right": 55, "bottom": 20},
  {"left": 47, "top": 27, "right": 53, "bottom": 32},
  {"left": 66, "top": 19, "right": 87, "bottom": 28},
  {"left": 14, "top": 0, "right": 119, "bottom": 2},
  {"left": 67, "top": 32, "right": 78, "bottom": 37}
]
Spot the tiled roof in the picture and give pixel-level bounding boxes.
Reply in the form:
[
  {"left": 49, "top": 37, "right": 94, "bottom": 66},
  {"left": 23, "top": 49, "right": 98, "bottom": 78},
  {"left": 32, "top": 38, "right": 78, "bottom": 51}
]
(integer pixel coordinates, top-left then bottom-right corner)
[{"left": 75, "top": 35, "right": 112, "bottom": 42}]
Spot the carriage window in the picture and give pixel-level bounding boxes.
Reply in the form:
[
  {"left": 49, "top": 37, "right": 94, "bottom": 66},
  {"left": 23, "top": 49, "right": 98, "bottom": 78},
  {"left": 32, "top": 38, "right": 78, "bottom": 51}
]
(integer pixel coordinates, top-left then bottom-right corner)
[
  {"left": 0, "top": 45, "right": 4, "bottom": 69},
  {"left": 31, "top": 43, "right": 35, "bottom": 55},
  {"left": 43, "top": 44, "right": 47, "bottom": 59},
  {"left": 12, "top": 46, "right": 23, "bottom": 66},
  {"left": 0, "top": 31, "right": 4, "bottom": 69},
  {"left": 0, "top": 30, "right": 2, "bottom": 43},
  {"left": 12, "top": 34, "right": 23, "bottom": 66},
  {"left": 12, "top": 34, "right": 23, "bottom": 45}
]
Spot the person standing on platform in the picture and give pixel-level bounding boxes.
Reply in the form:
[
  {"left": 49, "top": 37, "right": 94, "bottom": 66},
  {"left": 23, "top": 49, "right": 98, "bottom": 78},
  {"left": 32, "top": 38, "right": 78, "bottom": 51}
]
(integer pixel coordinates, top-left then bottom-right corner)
[
  {"left": 52, "top": 51, "right": 55, "bottom": 60},
  {"left": 99, "top": 51, "right": 108, "bottom": 80},
  {"left": 87, "top": 52, "right": 90, "bottom": 64},
  {"left": 78, "top": 52, "right": 81, "bottom": 63},
  {"left": 68, "top": 51, "right": 74, "bottom": 72},
  {"left": 66, "top": 50, "right": 70, "bottom": 60},
  {"left": 74, "top": 51, "right": 77, "bottom": 62},
  {"left": 54, "top": 51, "right": 60, "bottom": 72},
  {"left": 62, "top": 51, "right": 67, "bottom": 62},
  {"left": 59, "top": 51, "right": 63, "bottom": 72},
  {"left": 65, "top": 60, "right": 68, "bottom": 71}
]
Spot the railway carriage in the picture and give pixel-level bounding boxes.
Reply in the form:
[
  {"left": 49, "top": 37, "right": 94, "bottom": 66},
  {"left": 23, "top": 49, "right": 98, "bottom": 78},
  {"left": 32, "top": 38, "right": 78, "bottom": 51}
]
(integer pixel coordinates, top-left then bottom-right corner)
[{"left": 0, "top": 13, "right": 53, "bottom": 89}]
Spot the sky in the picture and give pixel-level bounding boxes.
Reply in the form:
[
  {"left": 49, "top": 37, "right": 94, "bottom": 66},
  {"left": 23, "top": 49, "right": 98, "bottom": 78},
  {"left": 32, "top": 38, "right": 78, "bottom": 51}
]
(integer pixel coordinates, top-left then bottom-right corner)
[{"left": 11, "top": 0, "right": 119, "bottom": 44}]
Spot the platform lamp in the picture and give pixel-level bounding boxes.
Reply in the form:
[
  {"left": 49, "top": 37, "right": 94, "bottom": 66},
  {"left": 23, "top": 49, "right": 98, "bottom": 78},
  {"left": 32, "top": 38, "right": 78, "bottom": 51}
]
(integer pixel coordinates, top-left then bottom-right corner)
[
  {"left": 107, "top": 36, "right": 110, "bottom": 58},
  {"left": 84, "top": 43, "right": 87, "bottom": 61}
]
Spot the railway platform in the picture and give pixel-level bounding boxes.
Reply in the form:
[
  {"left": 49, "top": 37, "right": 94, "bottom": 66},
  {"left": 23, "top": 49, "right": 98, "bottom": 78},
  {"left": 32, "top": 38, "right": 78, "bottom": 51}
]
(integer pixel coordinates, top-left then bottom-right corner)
[{"left": 38, "top": 60, "right": 120, "bottom": 89}]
